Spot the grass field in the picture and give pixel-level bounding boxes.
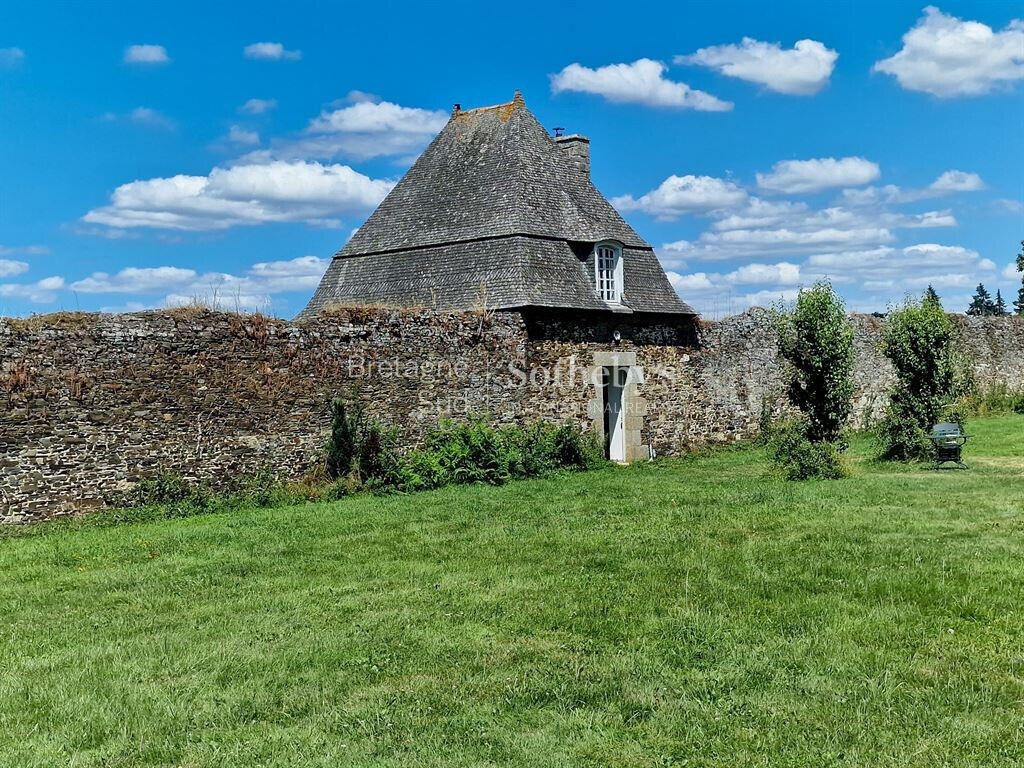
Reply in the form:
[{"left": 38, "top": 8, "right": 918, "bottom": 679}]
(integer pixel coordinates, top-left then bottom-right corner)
[{"left": 2, "top": 415, "right": 1023, "bottom": 767}]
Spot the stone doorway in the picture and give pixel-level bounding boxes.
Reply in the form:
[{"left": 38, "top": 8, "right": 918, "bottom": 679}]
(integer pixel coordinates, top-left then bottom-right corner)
[
  {"left": 587, "top": 351, "right": 648, "bottom": 462},
  {"left": 602, "top": 366, "right": 627, "bottom": 461}
]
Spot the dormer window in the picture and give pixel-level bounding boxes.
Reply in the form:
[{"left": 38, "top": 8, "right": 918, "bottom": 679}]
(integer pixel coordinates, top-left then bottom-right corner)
[{"left": 594, "top": 241, "right": 623, "bottom": 304}]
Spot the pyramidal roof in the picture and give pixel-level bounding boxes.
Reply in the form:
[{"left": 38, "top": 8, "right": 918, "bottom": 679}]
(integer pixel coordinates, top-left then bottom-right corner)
[{"left": 301, "top": 92, "right": 694, "bottom": 318}]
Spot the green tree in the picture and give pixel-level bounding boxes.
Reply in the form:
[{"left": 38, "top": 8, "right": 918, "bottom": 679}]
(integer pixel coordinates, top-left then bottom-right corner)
[
  {"left": 994, "top": 289, "right": 1008, "bottom": 317},
  {"left": 966, "top": 283, "right": 994, "bottom": 316},
  {"left": 775, "top": 281, "right": 855, "bottom": 445},
  {"left": 1015, "top": 240, "right": 1024, "bottom": 316},
  {"left": 923, "top": 284, "right": 942, "bottom": 307},
  {"left": 878, "top": 297, "right": 969, "bottom": 460}
]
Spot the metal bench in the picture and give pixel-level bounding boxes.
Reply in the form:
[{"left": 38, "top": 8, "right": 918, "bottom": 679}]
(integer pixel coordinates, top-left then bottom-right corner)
[{"left": 928, "top": 422, "right": 971, "bottom": 469}]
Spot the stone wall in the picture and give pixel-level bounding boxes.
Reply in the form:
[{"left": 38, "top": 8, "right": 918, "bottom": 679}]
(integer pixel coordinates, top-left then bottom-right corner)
[
  {"left": 3, "top": 307, "right": 1023, "bottom": 523},
  {"left": 0, "top": 308, "right": 528, "bottom": 523}
]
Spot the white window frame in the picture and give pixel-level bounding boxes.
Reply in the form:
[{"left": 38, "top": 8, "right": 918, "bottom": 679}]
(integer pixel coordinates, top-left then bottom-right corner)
[{"left": 593, "top": 241, "right": 624, "bottom": 305}]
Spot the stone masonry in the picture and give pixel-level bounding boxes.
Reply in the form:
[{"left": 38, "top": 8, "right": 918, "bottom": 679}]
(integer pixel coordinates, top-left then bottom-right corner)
[{"left": 2, "top": 307, "right": 1023, "bottom": 523}]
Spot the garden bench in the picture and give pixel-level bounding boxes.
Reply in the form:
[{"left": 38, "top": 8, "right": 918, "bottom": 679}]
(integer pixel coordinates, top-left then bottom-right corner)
[{"left": 928, "top": 422, "right": 971, "bottom": 470}]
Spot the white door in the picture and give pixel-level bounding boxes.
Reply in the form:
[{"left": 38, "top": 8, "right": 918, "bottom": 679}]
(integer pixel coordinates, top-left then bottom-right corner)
[{"left": 605, "top": 366, "right": 627, "bottom": 461}]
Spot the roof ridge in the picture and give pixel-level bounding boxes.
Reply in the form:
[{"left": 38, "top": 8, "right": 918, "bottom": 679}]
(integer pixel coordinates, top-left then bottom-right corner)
[
  {"left": 455, "top": 100, "right": 514, "bottom": 115},
  {"left": 452, "top": 89, "right": 525, "bottom": 116}
]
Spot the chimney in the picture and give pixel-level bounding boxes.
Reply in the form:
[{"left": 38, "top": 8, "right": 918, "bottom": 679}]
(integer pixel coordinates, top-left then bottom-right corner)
[{"left": 554, "top": 133, "right": 590, "bottom": 177}]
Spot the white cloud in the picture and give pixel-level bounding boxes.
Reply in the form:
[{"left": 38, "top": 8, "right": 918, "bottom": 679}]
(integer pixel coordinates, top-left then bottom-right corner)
[
  {"left": 1005, "top": 262, "right": 1023, "bottom": 279},
  {"left": 678, "top": 37, "right": 837, "bottom": 95},
  {"left": 0, "top": 276, "right": 64, "bottom": 303},
  {"left": 71, "top": 266, "right": 198, "bottom": 293},
  {"left": 841, "top": 170, "right": 985, "bottom": 206},
  {"left": 0, "top": 244, "right": 48, "bottom": 256},
  {"left": 226, "top": 125, "right": 260, "bottom": 145},
  {"left": 124, "top": 45, "right": 169, "bottom": 65},
  {"left": 243, "top": 42, "right": 301, "bottom": 61},
  {"left": 239, "top": 98, "right": 277, "bottom": 115},
  {"left": 550, "top": 58, "right": 733, "bottom": 111},
  {"left": 667, "top": 271, "right": 714, "bottom": 291},
  {"left": 994, "top": 198, "right": 1024, "bottom": 214},
  {"left": 254, "top": 96, "right": 449, "bottom": 162},
  {"left": 707, "top": 225, "right": 893, "bottom": 248},
  {"left": 664, "top": 267, "right": 802, "bottom": 316},
  {"left": 666, "top": 242, "right": 995, "bottom": 315},
  {"left": 897, "top": 210, "right": 957, "bottom": 228},
  {"left": 612, "top": 175, "right": 747, "bottom": 219},
  {"left": 129, "top": 107, "right": 175, "bottom": 129},
  {"left": 929, "top": 169, "right": 985, "bottom": 191},
  {"left": 0, "top": 259, "right": 29, "bottom": 277},
  {"left": 709, "top": 198, "right": 808, "bottom": 231},
  {"left": 82, "top": 160, "right": 393, "bottom": 231},
  {"left": 69, "top": 256, "right": 329, "bottom": 311},
  {"left": 99, "top": 301, "right": 149, "bottom": 313},
  {"left": 807, "top": 243, "right": 991, "bottom": 286},
  {"left": 246, "top": 256, "right": 331, "bottom": 291},
  {"left": 658, "top": 199, "right": 958, "bottom": 267},
  {"left": 163, "top": 292, "right": 272, "bottom": 312},
  {"left": 0, "top": 47, "right": 25, "bottom": 66},
  {"left": 741, "top": 287, "right": 801, "bottom": 307},
  {"left": 724, "top": 262, "right": 801, "bottom": 285},
  {"left": 873, "top": 6, "right": 1024, "bottom": 97},
  {"left": 757, "top": 157, "right": 880, "bottom": 194}
]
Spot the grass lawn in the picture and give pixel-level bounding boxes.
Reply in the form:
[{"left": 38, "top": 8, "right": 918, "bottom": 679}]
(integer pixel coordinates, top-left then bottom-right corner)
[{"left": 1, "top": 415, "right": 1023, "bottom": 767}]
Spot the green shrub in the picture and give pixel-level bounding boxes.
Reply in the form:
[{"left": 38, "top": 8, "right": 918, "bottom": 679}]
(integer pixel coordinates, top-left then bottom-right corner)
[
  {"left": 768, "top": 420, "right": 847, "bottom": 481},
  {"left": 110, "top": 470, "right": 326, "bottom": 522},
  {"left": 424, "top": 418, "right": 517, "bottom": 486},
  {"left": 769, "top": 282, "right": 854, "bottom": 480},
  {"left": 325, "top": 398, "right": 404, "bottom": 490},
  {"left": 112, "top": 415, "right": 603, "bottom": 521},
  {"left": 953, "top": 384, "right": 1024, "bottom": 418},
  {"left": 398, "top": 449, "right": 449, "bottom": 492},
  {"left": 877, "top": 397, "right": 933, "bottom": 461},
  {"left": 774, "top": 281, "right": 855, "bottom": 445},
  {"left": 420, "top": 418, "right": 602, "bottom": 488},
  {"left": 550, "top": 422, "right": 604, "bottom": 471},
  {"left": 325, "top": 398, "right": 364, "bottom": 480},
  {"left": 508, "top": 423, "right": 556, "bottom": 477},
  {"left": 116, "top": 472, "right": 214, "bottom": 512},
  {"left": 877, "top": 294, "right": 972, "bottom": 460},
  {"left": 357, "top": 421, "right": 404, "bottom": 491}
]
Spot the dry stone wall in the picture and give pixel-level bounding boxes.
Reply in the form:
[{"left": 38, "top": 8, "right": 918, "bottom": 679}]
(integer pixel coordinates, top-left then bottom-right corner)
[
  {"left": 2, "top": 307, "right": 1023, "bottom": 523},
  {"left": 0, "top": 308, "right": 528, "bottom": 523}
]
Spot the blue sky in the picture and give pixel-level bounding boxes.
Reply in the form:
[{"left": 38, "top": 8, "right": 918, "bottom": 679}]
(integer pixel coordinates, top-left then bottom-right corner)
[{"left": 1, "top": 0, "right": 1022, "bottom": 318}]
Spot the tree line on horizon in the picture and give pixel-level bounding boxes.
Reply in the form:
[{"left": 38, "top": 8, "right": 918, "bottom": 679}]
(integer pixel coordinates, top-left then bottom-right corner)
[{"left": 941, "top": 240, "right": 1024, "bottom": 317}]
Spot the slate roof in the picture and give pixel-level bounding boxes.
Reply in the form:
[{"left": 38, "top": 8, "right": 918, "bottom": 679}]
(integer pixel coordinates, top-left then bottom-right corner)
[{"left": 300, "top": 92, "right": 695, "bottom": 318}]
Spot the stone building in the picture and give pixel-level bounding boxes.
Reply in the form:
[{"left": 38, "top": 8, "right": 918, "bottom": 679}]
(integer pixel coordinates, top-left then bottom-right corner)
[{"left": 303, "top": 92, "right": 698, "bottom": 461}]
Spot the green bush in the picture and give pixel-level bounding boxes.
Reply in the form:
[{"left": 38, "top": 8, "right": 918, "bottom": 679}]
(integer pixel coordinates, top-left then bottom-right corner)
[
  {"left": 420, "top": 418, "right": 603, "bottom": 489},
  {"left": 325, "top": 398, "right": 404, "bottom": 489},
  {"left": 398, "top": 449, "right": 448, "bottom": 493},
  {"left": 325, "top": 398, "right": 364, "bottom": 480},
  {"left": 774, "top": 281, "right": 855, "bottom": 445},
  {"left": 326, "top": 401, "right": 603, "bottom": 494},
  {"left": 424, "top": 418, "right": 500, "bottom": 485},
  {"left": 768, "top": 420, "right": 847, "bottom": 481},
  {"left": 109, "top": 469, "right": 327, "bottom": 522},
  {"left": 953, "top": 384, "right": 1024, "bottom": 418},
  {"left": 116, "top": 472, "right": 214, "bottom": 513},
  {"left": 552, "top": 423, "right": 604, "bottom": 470},
  {"left": 769, "top": 282, "right": 854, "bottom": 480},
  {"left": 112, "top": 413, "right": 603, "bottom": 520},
  {"left": 357, "top": 421, "right": 404, "bottom": 491},
  {"left": 878, "top": 294, "right": 972, "bottom": 460}
]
